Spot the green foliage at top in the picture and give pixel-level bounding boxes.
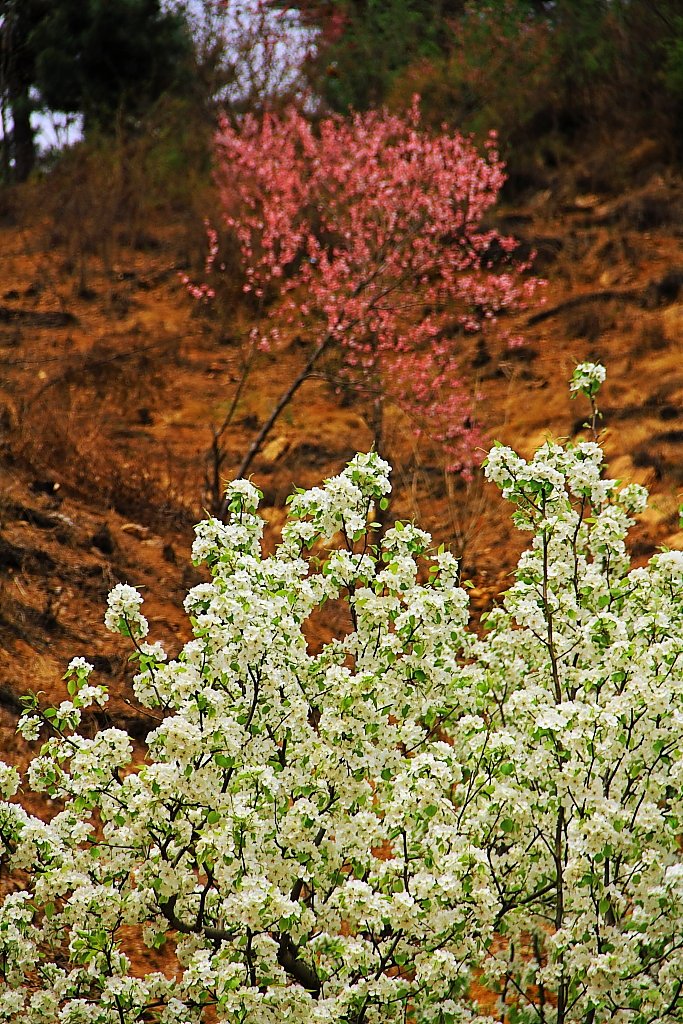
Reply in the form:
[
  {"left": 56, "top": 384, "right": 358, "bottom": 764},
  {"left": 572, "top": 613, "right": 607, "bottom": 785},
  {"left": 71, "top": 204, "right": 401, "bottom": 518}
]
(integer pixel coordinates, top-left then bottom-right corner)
[
  {"left": 309, "top": 0, "right": 465, "bottom": 112},
  {"left": 26, "top": 0, "right": 194, "bottom": 130},
  {"left": 300, "top": 0, "right": 683, "bottom": 164},
  {"left": 0, "top": 0, "right": 196, "bottom": 181}
]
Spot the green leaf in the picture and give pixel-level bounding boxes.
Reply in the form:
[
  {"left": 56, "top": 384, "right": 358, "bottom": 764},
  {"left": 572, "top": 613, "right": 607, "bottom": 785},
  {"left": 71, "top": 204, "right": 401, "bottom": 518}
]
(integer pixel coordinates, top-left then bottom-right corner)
[{"left": 214, "top": 753, "right": 235, "bottom": 770}]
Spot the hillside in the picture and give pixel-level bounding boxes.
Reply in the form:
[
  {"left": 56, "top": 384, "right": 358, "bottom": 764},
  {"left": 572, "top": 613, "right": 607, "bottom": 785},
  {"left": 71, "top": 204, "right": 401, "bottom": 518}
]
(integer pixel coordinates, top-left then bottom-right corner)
[{"left": 0, "top": 137, "right": 681, "bottom": 773}]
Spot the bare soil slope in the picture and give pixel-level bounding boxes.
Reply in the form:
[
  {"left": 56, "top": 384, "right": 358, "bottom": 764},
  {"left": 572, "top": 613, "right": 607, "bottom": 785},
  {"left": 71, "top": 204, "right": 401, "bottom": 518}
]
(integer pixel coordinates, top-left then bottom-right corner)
[{"left": 0, "top": 143, "right": 681, "bottom": 764}]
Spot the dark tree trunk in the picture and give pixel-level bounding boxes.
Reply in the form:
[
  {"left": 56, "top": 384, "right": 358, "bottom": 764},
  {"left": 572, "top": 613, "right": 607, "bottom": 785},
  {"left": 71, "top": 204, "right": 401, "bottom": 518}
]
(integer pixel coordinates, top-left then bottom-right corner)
[
  {"left": 9, "top": 85, "right": 35, "bottom": 182},
  {"left": 0, "top": 99, "right": 11, "bottom": 183},
  {"left": 3, "top": 0, "right": 39, "bottom": 183}
]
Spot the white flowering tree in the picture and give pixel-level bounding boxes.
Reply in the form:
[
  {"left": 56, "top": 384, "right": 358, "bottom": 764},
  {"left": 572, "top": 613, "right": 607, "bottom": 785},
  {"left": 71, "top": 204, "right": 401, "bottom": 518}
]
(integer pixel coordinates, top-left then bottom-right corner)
[
  {"left": 474, "top": 364, "right": 683, "bottom": 1023},
  {"left": 0, "top": 367, "right": 682, "bottom": 1024}
]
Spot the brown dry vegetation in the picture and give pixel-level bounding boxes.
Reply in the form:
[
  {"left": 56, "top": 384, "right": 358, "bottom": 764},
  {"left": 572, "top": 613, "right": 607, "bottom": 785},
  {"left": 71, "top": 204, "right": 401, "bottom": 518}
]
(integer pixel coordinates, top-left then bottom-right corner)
[{"left": 0, "top": 135, "right": 681, "bottom": 819}]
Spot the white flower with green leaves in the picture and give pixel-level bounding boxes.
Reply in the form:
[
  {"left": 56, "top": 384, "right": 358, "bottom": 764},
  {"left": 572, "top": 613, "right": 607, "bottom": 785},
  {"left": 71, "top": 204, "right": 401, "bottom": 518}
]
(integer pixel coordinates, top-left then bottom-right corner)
[{"left": 0, "top": 370, "right": 682, "bottom": 1024}]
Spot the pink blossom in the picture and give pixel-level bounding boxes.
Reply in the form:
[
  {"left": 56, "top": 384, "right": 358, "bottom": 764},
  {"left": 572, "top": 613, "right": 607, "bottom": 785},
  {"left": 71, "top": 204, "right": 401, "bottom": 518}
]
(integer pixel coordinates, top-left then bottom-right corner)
[{"left": 201, "top": 100, "right": 540, "bottom": 470}]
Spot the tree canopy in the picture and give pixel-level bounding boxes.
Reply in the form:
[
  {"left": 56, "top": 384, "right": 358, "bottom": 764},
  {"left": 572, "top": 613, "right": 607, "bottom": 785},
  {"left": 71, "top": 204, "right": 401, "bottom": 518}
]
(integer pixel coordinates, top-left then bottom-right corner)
[
  {"left": 2, "top": 370, "right": 683, "bottom": 1022},
  {"left": 288, "top": 0, "right": 683, "bottom": 162},
  {"left": 0, "top": 0, "right": 193, "bottom": 181}
]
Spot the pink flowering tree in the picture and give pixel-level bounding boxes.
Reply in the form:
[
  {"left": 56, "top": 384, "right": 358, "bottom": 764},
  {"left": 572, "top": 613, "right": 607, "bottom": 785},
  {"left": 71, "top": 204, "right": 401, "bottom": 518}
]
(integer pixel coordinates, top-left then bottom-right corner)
[{"left": 203, "top": 99, "right": 538, "bottom": 506}]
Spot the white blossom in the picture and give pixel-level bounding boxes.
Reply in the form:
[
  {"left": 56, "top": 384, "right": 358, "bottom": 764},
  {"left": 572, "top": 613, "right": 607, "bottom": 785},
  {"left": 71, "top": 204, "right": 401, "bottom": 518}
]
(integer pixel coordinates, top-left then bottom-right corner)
[
  {"left": 569, "top": 360, "right": 606, "bottom": 397},
  {"left": 104, "top": 583, "right": 148, "bottom": 638},
  {"left": 1, "top": 369, "right": 682, "bottom": 1024}
]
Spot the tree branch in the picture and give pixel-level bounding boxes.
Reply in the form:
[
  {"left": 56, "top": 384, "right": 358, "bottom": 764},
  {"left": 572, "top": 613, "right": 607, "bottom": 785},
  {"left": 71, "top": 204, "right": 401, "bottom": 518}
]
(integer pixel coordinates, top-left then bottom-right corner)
[{"left": 276, "top": 934, "right": 320, "bottom": 996}]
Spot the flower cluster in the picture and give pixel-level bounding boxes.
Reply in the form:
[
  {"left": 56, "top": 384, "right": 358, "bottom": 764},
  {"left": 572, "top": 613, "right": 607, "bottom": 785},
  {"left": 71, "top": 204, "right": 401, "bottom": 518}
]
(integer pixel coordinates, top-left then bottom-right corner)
[
  {"left": 104, "top": 583, "right": 148, "bottom": 639},
  {"left": 209, "top": 100, "right": 539, "bottom": 472},
  {"left": 0, "top": 373, "right": 682, "bottom": 1023},
  {"left": 569, "top": 360, "right": 607, "bottom": 398}
]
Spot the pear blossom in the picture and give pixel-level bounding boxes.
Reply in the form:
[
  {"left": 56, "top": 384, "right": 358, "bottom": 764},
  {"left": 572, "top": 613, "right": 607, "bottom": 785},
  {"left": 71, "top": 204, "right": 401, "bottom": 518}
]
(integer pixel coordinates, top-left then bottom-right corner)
[{"left": 1, "top": 372, "right": 682, "bottom": 1023}]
